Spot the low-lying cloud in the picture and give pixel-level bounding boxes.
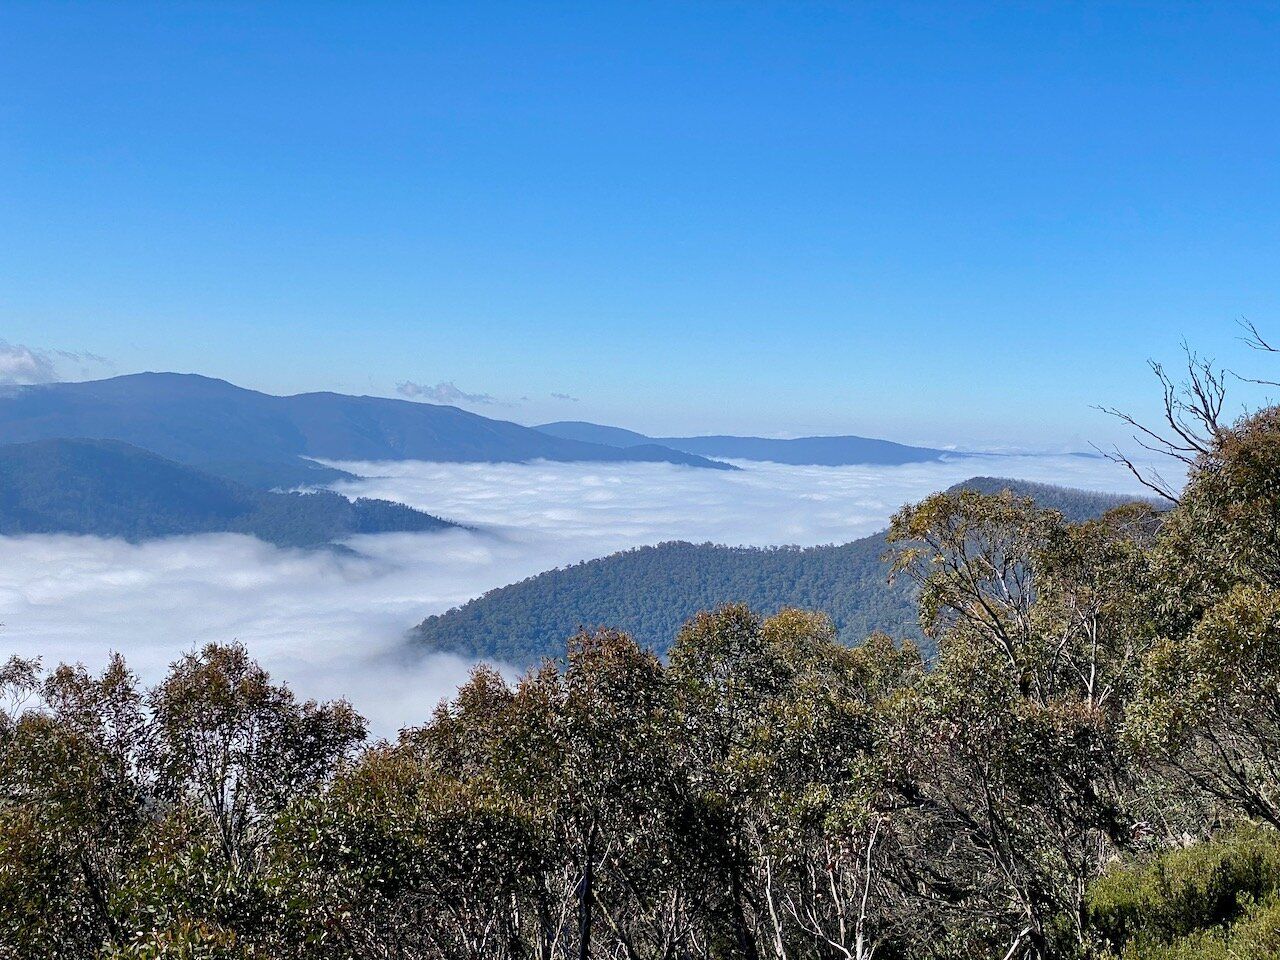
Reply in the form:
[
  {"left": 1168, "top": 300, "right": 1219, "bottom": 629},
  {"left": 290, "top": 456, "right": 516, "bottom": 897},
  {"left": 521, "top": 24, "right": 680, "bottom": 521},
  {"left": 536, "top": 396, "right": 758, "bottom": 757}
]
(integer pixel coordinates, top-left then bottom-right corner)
[
  {"left": 326, "top": 454, "right": 1163, "bottom": 549},
  {"left": 0, "top": 454, "right": 1166, "bottom": 736}
]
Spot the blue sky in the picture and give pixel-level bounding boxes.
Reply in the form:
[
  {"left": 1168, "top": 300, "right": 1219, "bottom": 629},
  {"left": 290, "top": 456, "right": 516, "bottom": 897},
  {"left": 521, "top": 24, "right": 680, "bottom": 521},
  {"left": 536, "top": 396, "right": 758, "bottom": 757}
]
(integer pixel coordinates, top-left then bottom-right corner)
[{"left": 2, "top": 2, "right": 1277, "bottom": 448}]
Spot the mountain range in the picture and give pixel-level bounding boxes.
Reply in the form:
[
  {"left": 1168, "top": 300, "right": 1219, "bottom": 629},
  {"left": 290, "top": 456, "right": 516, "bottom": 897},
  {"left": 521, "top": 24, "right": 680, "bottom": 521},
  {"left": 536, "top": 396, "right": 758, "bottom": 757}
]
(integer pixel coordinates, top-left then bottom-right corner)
[
  {"left": 0, "top": 438, "right": 458, "bottom": 547},
  {"left": 411, "top": 477, "right": 1155, "bottom": 664},
  {"left": 0, "top": 373, "right": 1036, "bottom": 478},
  {"left": 0, "top": 373, "right": 736, "bottom": 484},
  {"left": 534, "top": 420, "right": 956, "bottom": 465}
]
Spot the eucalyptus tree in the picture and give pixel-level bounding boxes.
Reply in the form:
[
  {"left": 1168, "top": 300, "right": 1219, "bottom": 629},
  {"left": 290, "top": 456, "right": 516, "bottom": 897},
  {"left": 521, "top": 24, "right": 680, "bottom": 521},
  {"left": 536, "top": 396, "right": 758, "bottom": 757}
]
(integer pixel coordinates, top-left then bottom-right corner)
[
  {"left": 667, "top": 606, "right": 924, "bottom": 960},
  {"left": 886, "top": 490, "right": 1155, "bottom": 958},
  {"left": 1128, "top": 408, "right": 1280, "bottom": 827},
  {"left": 146, "top": 642, "right": 366, "bottom": 874}
]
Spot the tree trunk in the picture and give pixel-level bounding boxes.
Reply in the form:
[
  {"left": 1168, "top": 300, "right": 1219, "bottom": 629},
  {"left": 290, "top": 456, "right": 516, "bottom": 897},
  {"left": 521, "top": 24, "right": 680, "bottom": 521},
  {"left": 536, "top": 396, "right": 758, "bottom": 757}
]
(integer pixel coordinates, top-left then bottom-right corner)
[
  {"left": 578, "top": 822, "right": 597, "bottom": 960},
  {"left": 730, "top": 868, "right": 761, "bottom": 960}
]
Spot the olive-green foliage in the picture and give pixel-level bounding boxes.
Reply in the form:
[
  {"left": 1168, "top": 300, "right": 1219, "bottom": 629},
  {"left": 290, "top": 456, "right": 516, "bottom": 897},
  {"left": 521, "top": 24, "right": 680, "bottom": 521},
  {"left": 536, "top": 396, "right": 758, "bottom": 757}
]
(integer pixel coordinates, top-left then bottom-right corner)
[
  {"left": 1126, "top": 410, "right": 1280, "bottom": 829},
  {"left": 0, "top": 644, "right": 363, "bottom": 960},
  {"left": 1087, "top": 825, "right": 1280, "bottom": 959}
]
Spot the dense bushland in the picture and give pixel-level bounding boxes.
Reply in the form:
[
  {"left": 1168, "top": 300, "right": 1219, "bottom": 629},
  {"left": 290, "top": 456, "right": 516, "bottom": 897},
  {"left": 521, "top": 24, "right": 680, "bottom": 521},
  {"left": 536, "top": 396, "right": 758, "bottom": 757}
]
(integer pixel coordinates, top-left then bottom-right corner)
[{"left": 3, "top": 359, "right": 1280, "bottom": 958}]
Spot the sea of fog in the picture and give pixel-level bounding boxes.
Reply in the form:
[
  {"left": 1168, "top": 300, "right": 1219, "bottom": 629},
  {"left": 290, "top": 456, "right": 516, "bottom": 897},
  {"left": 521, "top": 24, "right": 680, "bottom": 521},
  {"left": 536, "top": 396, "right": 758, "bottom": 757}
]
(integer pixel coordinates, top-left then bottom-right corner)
[{"left": 0, "top": 455, "right": 1162, "bottom": 735}]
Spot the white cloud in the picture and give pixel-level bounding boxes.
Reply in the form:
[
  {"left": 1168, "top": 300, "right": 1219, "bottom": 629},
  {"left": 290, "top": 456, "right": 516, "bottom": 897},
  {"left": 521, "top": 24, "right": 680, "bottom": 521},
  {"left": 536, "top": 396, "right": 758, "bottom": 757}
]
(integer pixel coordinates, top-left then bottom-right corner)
[
  {"left": 0, "top": 340, "right": 114, "bottom": 385},
  {"left": 396, "top": 380, "right": 506, "bottom": 406},
  {"left": 0, "top": 454, "right": 1170, "bottom": 736},
  {"left": 0, "top": 531, "right": 516, "bottom": 738},
  {"left": 0, "top": 341, "right": 60, "bottom": 384}
]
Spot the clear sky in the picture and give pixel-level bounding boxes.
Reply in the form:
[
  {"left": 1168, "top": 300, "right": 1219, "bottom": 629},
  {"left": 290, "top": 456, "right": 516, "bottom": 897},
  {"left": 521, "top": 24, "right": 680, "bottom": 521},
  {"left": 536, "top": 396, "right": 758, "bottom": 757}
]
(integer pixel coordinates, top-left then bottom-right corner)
[{"left": 2, "top": 2, "right": 1277, "bottom": 449}]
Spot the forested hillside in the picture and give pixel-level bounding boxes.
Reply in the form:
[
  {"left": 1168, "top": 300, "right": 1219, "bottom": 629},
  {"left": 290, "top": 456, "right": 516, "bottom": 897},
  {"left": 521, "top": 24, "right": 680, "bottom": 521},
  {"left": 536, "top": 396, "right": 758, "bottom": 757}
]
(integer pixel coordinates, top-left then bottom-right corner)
[
  {"left": 946, "top": 475, "right": 1154, "bottom": 521},
  {"left": 412, "top": 476, "right": 1150, "bottom": 664},
  {"left": 414, "top": 536, "right": 919, "bottom": 662},
  {"left": 0, "top": 438, "right": 457, "bottom": 546}
]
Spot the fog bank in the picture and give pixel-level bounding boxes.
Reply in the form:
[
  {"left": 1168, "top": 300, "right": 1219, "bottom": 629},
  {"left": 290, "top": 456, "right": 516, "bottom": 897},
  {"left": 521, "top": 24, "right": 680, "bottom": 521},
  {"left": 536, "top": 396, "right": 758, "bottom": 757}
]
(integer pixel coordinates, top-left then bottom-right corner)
[{"left": 0, "top": 454, "right": 1159, "bottom": 735}]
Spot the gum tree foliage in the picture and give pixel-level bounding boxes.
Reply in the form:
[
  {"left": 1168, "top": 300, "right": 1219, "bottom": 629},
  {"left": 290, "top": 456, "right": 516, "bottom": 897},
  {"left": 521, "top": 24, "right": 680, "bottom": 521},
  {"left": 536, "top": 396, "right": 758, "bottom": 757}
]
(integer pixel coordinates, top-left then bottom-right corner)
[
  {"left": 0, "top": 643, "right": 363, "bottom": 959},
  {"left": 1126, "top": 408, "right": 1280, "bottom": 828},
  {"left": 884, "top": 490, "right": 1156, "bottom": 959}
]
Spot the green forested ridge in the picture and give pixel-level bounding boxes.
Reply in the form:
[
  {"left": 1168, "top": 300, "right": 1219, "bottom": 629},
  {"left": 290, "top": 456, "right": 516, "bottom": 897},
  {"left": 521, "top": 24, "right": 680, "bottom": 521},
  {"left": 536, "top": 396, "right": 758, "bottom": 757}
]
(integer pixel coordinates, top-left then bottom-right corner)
[
  {"left": 414, "top": 537, "right": 921, "bottom": 663},
  {"left": 4, "top": 355, "right": 1279, "bottom": 959},
  {"left": 412, "top": 477, "right": 1149, "bottom": 665},
  {"left": 190, "top": 457, "right": 358, "bottom": 491},
  {"left": 0, "top": 438, "right": 457, "bottom": 546},
  {"left": 944, "top": 475, "right": 1156, "bottom": 522}
]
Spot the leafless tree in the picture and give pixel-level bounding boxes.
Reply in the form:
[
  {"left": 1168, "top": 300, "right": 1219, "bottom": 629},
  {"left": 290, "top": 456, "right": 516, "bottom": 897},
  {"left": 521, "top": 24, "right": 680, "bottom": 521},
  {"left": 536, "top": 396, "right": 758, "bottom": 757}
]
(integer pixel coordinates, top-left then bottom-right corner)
[
  {"left": 1096, "top": 324, "right": 1277, "bottom": 503},
  {"left": 1096, "top": 347, "right": 1230, "bottom": 503}
]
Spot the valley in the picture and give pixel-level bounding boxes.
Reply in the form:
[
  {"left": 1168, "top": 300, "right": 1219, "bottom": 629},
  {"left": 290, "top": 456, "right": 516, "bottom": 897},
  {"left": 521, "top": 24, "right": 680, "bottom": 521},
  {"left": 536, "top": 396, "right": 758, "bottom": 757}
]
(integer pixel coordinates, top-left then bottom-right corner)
[{"left": 0, "top": 440, "right": 1159, "bottom": 734}]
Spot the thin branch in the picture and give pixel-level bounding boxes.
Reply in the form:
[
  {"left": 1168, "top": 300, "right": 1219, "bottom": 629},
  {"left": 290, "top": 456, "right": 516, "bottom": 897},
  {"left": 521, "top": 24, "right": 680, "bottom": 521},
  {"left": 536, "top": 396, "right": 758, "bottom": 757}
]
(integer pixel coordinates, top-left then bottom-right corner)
[
  {"left": 1095, "top": 344, "right": 1234, "bottom": 504},
  {"left": 1239, "top": 317, "right": 1278, "bottom": 354}
]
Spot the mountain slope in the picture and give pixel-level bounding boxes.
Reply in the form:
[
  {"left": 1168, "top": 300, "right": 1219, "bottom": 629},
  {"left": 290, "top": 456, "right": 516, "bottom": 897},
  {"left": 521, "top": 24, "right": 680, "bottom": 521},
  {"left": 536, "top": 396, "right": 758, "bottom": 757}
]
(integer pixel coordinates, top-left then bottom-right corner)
[
  {"left": 534, "top": 420, "right": 953, "bottom": 465},
  {"left": 0, "top": 438, "right": 458, "bottom": 546},
  {"left": 412, "top": 536, "right": 918, "bottom": 665},
  {"left": 948, "top": 476, "right": 1152, "bottom": 522},
  {"left": 411, "top": 478, "right": 1153, "bottom": 664},
  {"left": 530, "top": 421, "right": 654, "bottom": 447},
  {"left": 193, "top": 458, "right": 358, "bottom": 491},
  {"left": 651, "top": 434, "right": 953, "bottom": 466},
  {"left": 0, "top": 374, "right": 735, "bottom": 470}
]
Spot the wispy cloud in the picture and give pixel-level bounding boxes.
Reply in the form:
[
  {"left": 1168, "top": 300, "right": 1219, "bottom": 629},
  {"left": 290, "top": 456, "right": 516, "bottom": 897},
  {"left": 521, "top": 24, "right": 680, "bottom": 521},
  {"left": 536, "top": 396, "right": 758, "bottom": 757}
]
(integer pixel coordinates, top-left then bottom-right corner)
[
  {"left": 396, "top": 379, "right": 507, "bottom": 406},
  {"left": 0, "top": 341, "right": 60, "bottom": 384},
  {"left": 0, "top": 340, "right": 113, "bottom": 385},
  {"left": 550, "top": 391, "right": 579, "bottom": 402}
]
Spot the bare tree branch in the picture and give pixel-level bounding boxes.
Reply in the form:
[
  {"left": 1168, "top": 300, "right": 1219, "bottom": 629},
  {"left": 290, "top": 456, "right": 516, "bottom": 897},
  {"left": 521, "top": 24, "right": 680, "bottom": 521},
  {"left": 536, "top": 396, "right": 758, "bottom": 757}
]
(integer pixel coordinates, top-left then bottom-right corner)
[
  {"left": 1240, "top": 317, "right": 1278, "bottom": 354},
  {"left": 1229, "top": 319, "right": 1280, "bottom": 386},
  {"left": 1096, "top": 343, "right": 1239, "bottom": 504},
  {"left": 1090, "top": 442, "right": 1180, "bottom": 504}
]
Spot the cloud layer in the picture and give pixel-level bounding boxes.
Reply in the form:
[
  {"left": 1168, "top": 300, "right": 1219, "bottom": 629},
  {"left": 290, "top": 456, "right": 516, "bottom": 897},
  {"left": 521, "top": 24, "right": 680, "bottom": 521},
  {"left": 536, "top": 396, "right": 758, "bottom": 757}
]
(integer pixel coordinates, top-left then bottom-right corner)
[
  {"left": 0, "top": 454, "right": 1164, "bottom": 735},
  {"left": 327, "top": 454, "right": 1162, "bottom": 549}
]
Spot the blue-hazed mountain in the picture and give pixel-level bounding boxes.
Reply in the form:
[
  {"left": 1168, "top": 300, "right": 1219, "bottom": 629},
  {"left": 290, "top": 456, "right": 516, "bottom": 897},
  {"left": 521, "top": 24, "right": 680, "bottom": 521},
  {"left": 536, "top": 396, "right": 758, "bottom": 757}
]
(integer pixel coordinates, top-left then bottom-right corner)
[
  {"left": 534, "top": 420, "right": 955, "bottom": 465},
  {"left": 193, "top": 458, "right": 360, "bottom": 491},
  {"left": 0, "top": 438, "right": 459, "bottom": 546},
  {"left": 0, "top": 373, "right": 736, "bottom": 473},
  {"left": 411, "top": 477, "right": 1154, "bottom": 665}
]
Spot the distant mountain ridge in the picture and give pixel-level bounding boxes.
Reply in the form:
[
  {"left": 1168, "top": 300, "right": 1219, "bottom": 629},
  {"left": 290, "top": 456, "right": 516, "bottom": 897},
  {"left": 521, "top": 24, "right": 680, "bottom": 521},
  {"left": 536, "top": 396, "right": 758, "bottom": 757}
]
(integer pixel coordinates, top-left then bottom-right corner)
[
  {"left": 0, "top": 373, "right": 735, "bottom": 473},
  {"left": 411, "top": 477, "right": 1154, "bottom": 664},
  {"left": 534, "top": 420, "right": 955, "bottom": 465},
  {"left": 0, "top": 438, "right": 459, "bottom": 546}
]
